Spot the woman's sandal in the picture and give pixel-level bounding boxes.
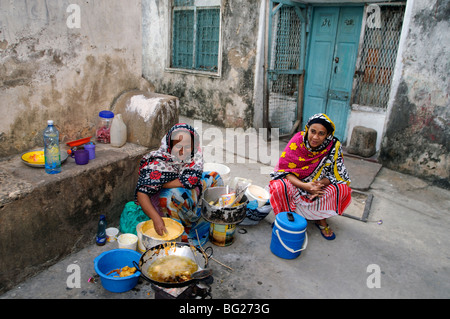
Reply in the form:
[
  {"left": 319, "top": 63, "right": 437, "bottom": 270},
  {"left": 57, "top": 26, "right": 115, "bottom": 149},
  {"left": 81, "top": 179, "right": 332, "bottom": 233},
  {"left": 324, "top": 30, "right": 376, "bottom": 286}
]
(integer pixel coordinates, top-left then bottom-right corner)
[{"left": 315, "top": 222, "right": 336, "bottom": 240}]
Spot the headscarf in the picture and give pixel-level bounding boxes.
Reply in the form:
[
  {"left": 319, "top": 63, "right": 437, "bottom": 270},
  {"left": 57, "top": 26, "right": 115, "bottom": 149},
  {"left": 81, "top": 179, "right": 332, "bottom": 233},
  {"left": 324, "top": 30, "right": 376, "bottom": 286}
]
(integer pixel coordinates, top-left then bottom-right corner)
[
  {"left": 135, "top": 123, "right": 203, "bottom": 197},
  {"left": 275, "top": 113, "right": 342, "bottom": 181}
]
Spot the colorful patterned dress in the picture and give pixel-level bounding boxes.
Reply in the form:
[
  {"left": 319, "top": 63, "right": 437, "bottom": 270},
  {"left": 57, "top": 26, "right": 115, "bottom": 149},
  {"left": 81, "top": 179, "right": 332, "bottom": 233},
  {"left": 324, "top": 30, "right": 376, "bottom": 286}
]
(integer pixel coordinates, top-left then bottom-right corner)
[{"left": 122, "top": 123, "right": 223, "bottom": 246}]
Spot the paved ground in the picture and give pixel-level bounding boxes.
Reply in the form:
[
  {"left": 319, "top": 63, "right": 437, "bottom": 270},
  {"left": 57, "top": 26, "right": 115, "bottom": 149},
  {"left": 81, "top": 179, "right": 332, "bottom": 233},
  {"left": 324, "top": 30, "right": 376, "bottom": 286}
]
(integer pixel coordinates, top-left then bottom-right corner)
[{"left": 2, "top": 118, "right": 449, "bottom": 300}]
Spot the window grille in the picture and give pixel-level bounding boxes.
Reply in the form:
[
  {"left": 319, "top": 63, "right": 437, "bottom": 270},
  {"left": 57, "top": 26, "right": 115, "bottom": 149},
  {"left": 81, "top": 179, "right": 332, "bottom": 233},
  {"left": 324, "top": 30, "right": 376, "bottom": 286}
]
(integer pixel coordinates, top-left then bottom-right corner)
[
  {"left": 172, "top": 10, "right": 194, "bottom": 69},
  {"left": 268, "top": 4, "right": 305, "bottom": 135},
  {"left": 171, "top": 2, "right": 220, "bottom": 73},
  {"left": 196, "top": 9, "right": 220, "bottom": 72},
  {"left": 352, "top": 4, "right": 405, "bottom": 109}
]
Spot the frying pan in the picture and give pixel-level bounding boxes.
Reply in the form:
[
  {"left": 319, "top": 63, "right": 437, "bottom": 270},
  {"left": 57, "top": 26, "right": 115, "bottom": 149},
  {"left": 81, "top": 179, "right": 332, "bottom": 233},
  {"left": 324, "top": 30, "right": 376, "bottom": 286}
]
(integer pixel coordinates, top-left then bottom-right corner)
[{"left": 134, "top": 242, "right": 213, "bottom": 288}]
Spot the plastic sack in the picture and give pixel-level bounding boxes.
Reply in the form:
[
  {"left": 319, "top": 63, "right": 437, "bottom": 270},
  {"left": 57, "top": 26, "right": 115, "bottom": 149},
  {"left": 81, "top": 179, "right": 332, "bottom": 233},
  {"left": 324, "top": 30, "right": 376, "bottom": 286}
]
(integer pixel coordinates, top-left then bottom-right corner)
[
  {"left": 119, "top": 201, "right": 149, "bottom": 235},
  {"left": 239, "top": 200, "right": 272, "bottom": 226}
]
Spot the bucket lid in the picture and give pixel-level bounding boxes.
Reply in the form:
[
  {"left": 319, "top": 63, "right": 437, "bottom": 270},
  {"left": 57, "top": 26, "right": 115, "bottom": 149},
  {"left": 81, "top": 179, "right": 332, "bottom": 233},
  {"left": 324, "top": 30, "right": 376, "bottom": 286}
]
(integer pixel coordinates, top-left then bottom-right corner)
[{"left": 276, "top": 212, "right": 307, "bottom": 232}]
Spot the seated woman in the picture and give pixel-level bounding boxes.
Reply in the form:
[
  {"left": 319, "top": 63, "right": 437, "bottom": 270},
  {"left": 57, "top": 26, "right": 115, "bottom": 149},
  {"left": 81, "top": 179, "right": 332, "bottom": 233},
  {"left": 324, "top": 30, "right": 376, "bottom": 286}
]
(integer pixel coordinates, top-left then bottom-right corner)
[
  {"left": 269, "top": 113, "right": 352, "bottom": 240},
  {"left": 122, "top": 123, "right": 222, "bottom": 246}
]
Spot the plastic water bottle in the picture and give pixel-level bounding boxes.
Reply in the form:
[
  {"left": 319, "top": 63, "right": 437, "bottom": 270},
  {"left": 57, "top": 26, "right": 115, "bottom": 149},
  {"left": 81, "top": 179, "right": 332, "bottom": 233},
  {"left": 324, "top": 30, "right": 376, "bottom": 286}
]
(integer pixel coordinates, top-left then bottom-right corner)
[
  {"left": 96, "top": 215, "right": 107, "bottom": 246},
  {"left": 43, "top": 120, "right": 62, "bottom": 174}
]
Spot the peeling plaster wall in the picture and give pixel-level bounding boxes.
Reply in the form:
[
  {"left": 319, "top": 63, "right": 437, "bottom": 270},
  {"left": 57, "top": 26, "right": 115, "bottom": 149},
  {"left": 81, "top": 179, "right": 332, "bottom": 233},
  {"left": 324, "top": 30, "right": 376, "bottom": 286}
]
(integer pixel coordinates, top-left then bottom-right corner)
[
  {"left": 0, "top": 0, "right": 144, "bottom": 157},
  {"left": 142, "top": 0, "right": 260, "bottom": 129},
  {"left": 380, "top": 0, "right": 450, "bottom": 188}
]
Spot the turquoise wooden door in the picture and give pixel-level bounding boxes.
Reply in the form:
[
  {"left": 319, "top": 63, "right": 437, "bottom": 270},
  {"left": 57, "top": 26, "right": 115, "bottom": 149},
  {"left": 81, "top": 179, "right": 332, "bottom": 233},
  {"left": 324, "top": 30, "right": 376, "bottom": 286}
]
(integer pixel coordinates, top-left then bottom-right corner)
[{"left": 303, "top": 6, "right": 363, "bottom": 140}]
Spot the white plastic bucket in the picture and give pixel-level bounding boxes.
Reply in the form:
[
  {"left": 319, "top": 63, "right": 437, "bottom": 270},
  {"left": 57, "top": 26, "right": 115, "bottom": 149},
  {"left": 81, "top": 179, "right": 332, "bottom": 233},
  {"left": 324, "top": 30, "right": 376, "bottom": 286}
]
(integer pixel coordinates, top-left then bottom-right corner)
[
  {"left": 117, "top": 233, "right": 138, "bottom": 251},
  {"left": 203, "top": 163, "right": 231, "bottom": 185}
]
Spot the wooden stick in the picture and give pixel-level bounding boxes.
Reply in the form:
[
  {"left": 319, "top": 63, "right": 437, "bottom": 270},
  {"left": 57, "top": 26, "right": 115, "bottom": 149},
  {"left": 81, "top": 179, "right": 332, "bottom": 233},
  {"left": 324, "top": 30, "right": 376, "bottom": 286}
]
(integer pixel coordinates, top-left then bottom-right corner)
[{"left": 195, "top": 230, "right": 233, "bottom": 272}]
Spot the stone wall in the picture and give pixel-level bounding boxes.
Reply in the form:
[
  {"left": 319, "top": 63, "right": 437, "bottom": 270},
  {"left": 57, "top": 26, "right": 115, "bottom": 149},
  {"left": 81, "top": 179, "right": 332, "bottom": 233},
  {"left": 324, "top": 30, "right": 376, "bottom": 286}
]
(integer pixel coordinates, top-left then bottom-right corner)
[
  {"left": 380, "top": 0, "right": 450, "bottom": 188},
  {"left": 142, "top": 0, "right": 260, "bottom": 129},
  {"left": 0, "top": 143, "right": 148, "bottom": 293},
  {"left": 0, "top": 0, "right": 147, "bottom": 157}
]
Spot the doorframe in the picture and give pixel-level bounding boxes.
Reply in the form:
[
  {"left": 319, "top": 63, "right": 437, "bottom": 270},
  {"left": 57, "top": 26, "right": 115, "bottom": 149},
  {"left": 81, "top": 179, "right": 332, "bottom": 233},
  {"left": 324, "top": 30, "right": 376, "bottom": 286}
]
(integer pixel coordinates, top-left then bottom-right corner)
[
  {"left": 262, "top": 2, "right": 367, "bottom": 140},
  {"left": 263, "top": 0, "right": 307, "bottom": 139}
]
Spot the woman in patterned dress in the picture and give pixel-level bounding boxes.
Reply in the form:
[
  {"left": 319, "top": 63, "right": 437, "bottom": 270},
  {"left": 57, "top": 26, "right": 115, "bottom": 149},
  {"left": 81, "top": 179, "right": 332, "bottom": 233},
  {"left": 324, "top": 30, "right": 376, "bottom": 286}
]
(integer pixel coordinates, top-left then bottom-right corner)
[
  {"left": 269, "top": 114, "right": 352, "bottom": 240},
  {"left": 134, "top": 123, "right": 222, "bottom": 245}
]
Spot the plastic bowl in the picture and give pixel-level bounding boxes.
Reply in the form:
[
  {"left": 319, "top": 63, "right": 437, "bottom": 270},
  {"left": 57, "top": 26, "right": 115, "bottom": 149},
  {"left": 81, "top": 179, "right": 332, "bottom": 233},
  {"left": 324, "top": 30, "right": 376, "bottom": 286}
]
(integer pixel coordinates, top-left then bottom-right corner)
[
  {"left": 94, "top": 249, "right": 141, "bottom": 293},
  {"left": 245, "top": 184, "right": 270, "bottom": 207}
]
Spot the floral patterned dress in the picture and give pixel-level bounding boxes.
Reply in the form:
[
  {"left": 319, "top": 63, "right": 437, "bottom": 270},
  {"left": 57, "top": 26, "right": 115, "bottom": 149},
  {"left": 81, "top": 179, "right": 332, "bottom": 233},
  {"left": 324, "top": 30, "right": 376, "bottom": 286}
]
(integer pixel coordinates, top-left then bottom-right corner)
[{"left": 130, "top": 123, "right": 223, "bottom": 245}]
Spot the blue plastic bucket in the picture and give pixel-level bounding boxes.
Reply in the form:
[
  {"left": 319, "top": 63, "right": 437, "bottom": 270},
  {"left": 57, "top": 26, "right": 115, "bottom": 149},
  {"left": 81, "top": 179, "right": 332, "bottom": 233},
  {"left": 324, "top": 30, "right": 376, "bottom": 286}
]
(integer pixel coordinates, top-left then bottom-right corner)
[
  {"left": 270, "top": 212, "right": 308, "bottom": 259},
  {"left": 94, "top": 248, "right": 142, "bottom": 293}
]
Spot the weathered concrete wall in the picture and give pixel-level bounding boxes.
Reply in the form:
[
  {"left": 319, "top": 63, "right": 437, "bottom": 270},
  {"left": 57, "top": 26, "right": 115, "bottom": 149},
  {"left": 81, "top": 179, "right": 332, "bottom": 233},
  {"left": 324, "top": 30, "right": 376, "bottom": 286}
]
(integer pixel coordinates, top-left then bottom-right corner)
[
  {"left": 0, "top": 143, "right": 148, "bottom": 293},
  {"left": 0, "top": 0, "right": 146, "bottom": 157},
  {"left": 380, "top": 0, "right": 450, "bottom": 188},
  {"left": 142, "top": 0, "right": 260, "bottom": 128}
]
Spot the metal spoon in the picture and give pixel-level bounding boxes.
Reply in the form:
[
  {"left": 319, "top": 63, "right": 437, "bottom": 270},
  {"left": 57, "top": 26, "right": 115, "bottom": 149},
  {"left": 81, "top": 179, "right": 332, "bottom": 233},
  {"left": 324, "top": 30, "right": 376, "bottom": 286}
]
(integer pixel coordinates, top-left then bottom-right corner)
[{"left": 191, "top": 268, "right": 213, "bottom": 280}]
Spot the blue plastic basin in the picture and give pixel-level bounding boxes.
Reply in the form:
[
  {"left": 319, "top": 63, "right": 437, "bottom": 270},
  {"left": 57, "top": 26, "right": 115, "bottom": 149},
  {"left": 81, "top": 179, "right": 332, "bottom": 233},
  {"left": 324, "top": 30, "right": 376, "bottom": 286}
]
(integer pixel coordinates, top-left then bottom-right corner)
[{"left": 94, "top": 249, "right": 141, "bottom": 293}]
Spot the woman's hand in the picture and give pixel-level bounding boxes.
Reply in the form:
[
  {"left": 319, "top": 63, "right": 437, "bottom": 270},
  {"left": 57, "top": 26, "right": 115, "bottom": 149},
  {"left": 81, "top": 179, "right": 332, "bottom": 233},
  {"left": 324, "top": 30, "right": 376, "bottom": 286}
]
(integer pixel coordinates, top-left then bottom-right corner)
[
  {"left": 305, "top": 181, "right": 326, "bottom": 199},
  {"left": 286, "top": 175, "right": 329, "bottom": 199},
  {"left": 163, "top": 179, "right": 184, "bottom": 189},
  {"left": 152, "top": 216, "right": 168, "bottom": 236},
  {"left": 137, "top": 192, "right": 168, "bottom": 236}
]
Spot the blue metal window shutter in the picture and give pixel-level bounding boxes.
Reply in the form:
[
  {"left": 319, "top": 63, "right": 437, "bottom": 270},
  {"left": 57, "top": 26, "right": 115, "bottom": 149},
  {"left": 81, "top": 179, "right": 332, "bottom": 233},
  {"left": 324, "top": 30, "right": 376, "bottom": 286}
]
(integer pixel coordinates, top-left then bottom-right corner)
[
  {"left": 172, "top": 10, "right": 194, "bottom": 69},
  {"left": 196, "top": 8, "right": 220, "bottom": 71}
]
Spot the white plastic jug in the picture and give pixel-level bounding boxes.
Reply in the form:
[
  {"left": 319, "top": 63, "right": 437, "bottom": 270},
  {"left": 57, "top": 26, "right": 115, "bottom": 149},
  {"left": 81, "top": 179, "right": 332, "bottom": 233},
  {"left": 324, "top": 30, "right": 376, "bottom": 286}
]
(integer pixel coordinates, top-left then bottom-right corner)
[{"left": 110, "top": 114, "right": 127, "bottom": 147}]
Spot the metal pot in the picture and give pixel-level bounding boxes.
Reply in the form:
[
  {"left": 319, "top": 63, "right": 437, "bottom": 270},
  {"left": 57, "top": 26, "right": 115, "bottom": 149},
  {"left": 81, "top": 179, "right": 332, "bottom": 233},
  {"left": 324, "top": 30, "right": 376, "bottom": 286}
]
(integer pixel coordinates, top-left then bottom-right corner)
[
  {"left": 201, "top": 186, "right": 249, "bottom": 225},
  {"left": 134, "top": 242, "right": 213, "bottom": 288}
]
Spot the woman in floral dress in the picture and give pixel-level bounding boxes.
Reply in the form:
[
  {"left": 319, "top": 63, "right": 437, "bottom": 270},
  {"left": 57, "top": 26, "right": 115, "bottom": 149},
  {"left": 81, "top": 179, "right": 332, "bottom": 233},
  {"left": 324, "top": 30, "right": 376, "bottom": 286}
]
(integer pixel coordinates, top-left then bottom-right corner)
[{"left": 131, "top": 123, "right": 222, "bottom": 245}]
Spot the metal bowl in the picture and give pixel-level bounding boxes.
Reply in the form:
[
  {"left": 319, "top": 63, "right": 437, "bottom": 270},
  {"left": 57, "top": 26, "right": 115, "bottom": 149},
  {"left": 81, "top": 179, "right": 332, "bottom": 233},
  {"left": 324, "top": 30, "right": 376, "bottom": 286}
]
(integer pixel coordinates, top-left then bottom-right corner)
[
  {"left": 139, "top": 218, "right": 184, "bottom": 250},
  {"left": 201, "top": 187, "right": 248, "bottom": 225},
  {"left": 135, "top": 242, "right": 213, "bottom": 288}
]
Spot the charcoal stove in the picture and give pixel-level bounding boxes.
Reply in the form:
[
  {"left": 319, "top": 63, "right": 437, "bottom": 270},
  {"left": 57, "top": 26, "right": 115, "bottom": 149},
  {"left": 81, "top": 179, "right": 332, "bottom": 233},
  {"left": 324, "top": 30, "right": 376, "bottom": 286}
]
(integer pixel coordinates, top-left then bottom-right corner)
[{"left": 152, "top": 278, "right": 212, "bottom": 299}]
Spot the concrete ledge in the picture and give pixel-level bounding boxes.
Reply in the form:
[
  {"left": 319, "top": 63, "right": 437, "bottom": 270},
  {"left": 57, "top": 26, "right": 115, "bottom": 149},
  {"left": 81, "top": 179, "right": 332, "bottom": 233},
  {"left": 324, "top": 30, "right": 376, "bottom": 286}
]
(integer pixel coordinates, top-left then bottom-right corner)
[{"left": 0, "top": 143, "right": 149, "bottom": 293}]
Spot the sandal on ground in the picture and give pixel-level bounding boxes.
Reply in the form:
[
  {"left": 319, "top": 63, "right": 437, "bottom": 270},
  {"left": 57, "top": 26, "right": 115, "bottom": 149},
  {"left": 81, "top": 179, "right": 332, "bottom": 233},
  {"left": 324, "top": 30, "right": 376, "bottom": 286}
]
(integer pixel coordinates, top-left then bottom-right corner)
[{"left": 315, "top": 222, "right": 336, "bottom": 240}]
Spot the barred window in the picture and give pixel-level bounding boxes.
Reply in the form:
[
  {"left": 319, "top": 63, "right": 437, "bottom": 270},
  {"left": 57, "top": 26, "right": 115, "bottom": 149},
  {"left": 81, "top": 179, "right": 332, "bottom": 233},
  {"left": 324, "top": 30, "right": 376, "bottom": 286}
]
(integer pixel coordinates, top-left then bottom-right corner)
[
  {"left": 171, "top": 0, "right": 221, "bottom": 73},
  {"left": 352, "top": 4, "right": 405, "bottom": 109}
]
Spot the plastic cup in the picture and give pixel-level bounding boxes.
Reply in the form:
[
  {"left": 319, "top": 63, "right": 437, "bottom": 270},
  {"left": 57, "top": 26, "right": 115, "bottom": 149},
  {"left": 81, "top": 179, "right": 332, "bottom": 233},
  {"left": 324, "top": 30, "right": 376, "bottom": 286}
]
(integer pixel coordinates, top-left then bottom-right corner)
[
  {"left": 84, "top": 143, "right": 96, "bottom": 160},
  {"left": 72, "top": 149, "right": 89, "bottom": 165},
  {"left": 106, "top": 227, "right": 119, "bottom": 242}
]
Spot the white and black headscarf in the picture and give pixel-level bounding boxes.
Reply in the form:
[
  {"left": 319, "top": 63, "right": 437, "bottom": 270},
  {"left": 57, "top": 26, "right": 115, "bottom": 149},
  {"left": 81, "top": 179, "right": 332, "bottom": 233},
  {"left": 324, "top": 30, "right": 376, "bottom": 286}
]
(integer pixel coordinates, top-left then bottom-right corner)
[{"left": 135, "top": 123, "right": 204, "bottom": 197}]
